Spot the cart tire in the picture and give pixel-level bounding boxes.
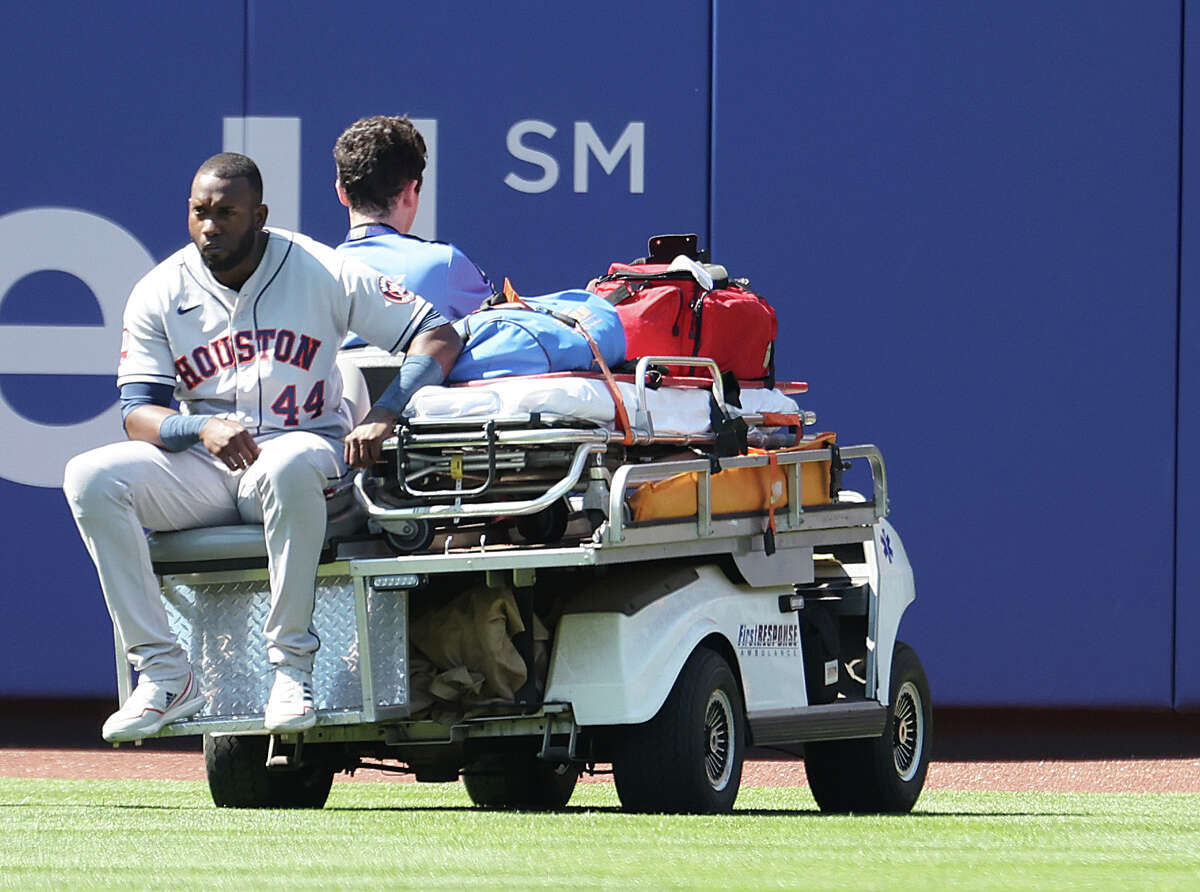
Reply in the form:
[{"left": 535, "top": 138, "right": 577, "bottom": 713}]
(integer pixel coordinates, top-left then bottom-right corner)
[
  {"left": 204, "top": 734, "right": 335, "bottom": 809},
  {"left": 803, "top": 641, "right": 932, "bottom": 814},
  {"left": 461, "top": 752, "right": 578, "bottom": 810},
  {"left": 612, "top": 646, "right": 745, "bottom": 814},
  {"left": 383, "top": 518, "right": 434, "bottom": 555},
  {"left": 516, "top": 499, "right": 569, "bottom": 544}
]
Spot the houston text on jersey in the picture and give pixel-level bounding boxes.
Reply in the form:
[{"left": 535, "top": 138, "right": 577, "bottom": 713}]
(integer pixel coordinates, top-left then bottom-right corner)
[{"left": 174, "top": 329, "right": 322, "bottom": 390}]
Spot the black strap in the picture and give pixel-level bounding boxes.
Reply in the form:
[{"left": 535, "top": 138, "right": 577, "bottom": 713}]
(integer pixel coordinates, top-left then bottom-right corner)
[
  {"left": 598, "top": 264, "right": 729, "bottom": 288},
  {"left": 829, "top": 443, "right": 850, "bottom": 499},
  {"left": 720, "top": 371, "right": 741, "bottom": 408},
  {"left": 709, "top": 394, "right": 749, "bottom": 459},
  {"left": 601, "top": 282, "right": 632, "bottom": 306}
]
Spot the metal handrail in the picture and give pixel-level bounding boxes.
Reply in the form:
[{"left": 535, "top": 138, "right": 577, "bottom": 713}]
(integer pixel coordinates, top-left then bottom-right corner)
[
  {"left": 383, "top": 427, "right": 611, "bottom": 449},
  {"left": 605, "top": 444, "right": 888, "bottom": 543},
  {"left": 631, "top": 355, "right": 724, "bottom": 438},
  {"left": 353, "top": 441, "right": 606, "bottom": 521}
]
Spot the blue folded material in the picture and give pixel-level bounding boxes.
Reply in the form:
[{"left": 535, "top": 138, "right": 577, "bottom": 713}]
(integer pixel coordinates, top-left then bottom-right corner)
[{"left": 448, "top": 289, "right": 626, "bottom": 381}]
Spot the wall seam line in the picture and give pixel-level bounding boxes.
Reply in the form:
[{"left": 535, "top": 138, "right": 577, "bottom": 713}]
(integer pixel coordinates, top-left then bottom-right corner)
[
  {"left": 707, "top": 0, "right": 717, "bottom": 255},
  {"left": 1173, "top": 0, "right": 1187, "bottom": 710},
  {"left": 242, "top": 0, "right": 250, "bottom": 118}
]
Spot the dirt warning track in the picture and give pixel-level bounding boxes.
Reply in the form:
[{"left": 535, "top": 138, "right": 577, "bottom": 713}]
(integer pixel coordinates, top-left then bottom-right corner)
[
  {"left": 1, "top": 748, "right": 1198, "bottom": 793},
  {"left": 2, "top": 705, "right": 1198, "bottom": 793}
]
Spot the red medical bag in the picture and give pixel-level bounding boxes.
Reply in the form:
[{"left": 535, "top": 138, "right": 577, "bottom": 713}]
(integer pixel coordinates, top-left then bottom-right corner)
[{"left": 588, "top": 243, "right": 777, "bottom": 383}]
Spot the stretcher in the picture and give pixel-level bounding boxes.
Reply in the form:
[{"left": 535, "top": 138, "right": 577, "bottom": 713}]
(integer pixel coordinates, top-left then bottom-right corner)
[{"left": 351, "top": 355, "right": 826, "bottom": 554}]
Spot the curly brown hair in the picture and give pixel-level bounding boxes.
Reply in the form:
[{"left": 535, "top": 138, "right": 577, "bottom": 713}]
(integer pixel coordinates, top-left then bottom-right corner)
[{"left": 333, "top": 116, "right": 426, "bottom": 217}]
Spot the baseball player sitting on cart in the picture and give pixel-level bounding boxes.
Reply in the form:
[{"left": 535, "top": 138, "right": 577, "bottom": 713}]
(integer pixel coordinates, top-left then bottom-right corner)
[{"left": 62, "top": 152, "right": 461, "bottom": 742}]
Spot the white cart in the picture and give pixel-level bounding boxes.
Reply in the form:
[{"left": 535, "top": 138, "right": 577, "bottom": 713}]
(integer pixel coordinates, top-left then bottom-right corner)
[{"left": 117, "top": 359, "right": 930, "bottom": 815}]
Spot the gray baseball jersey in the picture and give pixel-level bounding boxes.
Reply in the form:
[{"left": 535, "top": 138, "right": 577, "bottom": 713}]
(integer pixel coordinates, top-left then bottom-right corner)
[{"left": 118, "top": 227, "right": 438, "bottom": 437}]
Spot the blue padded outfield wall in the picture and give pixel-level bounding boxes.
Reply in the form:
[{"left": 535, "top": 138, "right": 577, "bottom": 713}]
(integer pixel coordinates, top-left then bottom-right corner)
[{"left": 0, "top": 0, "right": 1195, "bottom": 707}]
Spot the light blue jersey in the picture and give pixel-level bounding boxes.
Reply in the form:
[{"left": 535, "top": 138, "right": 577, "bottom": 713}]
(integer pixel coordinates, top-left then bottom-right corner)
[{"left": 337, "top": 225, "right": 493, "bottom": 323}]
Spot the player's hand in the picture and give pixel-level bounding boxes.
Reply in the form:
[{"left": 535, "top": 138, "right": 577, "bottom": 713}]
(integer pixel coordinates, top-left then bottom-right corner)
[
  {"left": 199, "top": 417, "right": 260, "bottom": 471},
  {"left": 345, "top": 407, "right": 398, "bottom": 469}
]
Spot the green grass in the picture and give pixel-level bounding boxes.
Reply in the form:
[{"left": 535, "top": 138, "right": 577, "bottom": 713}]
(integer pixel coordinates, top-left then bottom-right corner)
[{"left": 1, "top": 779, "right": 1198, "bottom": 890}]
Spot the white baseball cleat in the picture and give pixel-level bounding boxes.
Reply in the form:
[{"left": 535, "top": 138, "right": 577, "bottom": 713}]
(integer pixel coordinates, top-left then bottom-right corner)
[
  {"left": 264, "top": 665, "right": 317, "bottom": 733},
  {"left": 101, "top": 671, "right": 205, "bottom": 742}
]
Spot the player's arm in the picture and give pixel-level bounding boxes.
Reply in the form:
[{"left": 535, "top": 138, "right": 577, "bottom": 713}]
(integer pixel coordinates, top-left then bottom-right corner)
[
  {"left": 403, "top": 321, "right": 462, "bottom": 378},
  {"left": 343, "top": 322, "right": 462, "bottom": 469},
  {"left": 117, "top": 278, "right": 258, "bottom": 469},
  {"left": 121, "top": 383, "right": 259, "bottom": 470}
]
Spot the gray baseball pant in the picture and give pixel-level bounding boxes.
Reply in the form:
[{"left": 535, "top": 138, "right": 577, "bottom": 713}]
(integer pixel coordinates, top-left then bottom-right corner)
[{"left": 63, "top": 431, "right": 344, "bottom": 681}]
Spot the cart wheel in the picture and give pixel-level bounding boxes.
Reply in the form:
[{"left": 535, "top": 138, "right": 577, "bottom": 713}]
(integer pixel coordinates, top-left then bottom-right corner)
[
  {"left": 203, "top": 734, "right": 336, "bottom": 809},
  {"left": 383, "top": 518, "right": 434, "bottom": 554},
  {"left": 515, "top": 499, "right": 569, "bottom": 544},
  {"left": 803, "top": 641, "right": 932, "bottom": 814},
  {"left": 612, "top": 646, "right": 745, "bottom": 814},
  {"left": 461, "top": 752, "right": 578, "bottom": 810}
]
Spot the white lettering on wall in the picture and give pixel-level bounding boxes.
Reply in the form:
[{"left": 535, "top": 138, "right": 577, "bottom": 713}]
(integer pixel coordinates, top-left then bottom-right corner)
[
  {"left": 223, "top": 116, "right": 302, "bottom": 231},
  {"left": 409, "top": 118, "right": 438, "bottom": 241},
  {"left": 505, "top": 120, "right": 645, "bottom": 194},
  {"left": 504, "top": 120, "right": 560, "bottom": 194},
  {"left": 0, "top": 208, "right": 154, "bottom": 488},
  {"left": 574, "top": 121, "right": 645, "bottom": 193}
]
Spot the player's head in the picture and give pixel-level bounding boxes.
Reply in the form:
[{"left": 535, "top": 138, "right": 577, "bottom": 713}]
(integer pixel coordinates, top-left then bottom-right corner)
[
  {"left": 188, "top": 153, "right": 268, "bottom": 279},
  {"left": 333, "top": 116, "right": 426, "bottom": 223},
  {"left": 196, "top": 152, "right": 264, "bottom": 203}
]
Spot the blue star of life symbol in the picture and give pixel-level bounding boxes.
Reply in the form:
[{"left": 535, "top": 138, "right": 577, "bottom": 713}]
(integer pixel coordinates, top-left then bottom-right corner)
[{"left": 881, "top": 530, "right": 894, "bottom": 563}]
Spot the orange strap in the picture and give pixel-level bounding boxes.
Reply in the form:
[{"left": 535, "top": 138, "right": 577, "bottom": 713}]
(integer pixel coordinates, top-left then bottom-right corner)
[
  {"left": 576, "top": 322, "right": 634, "bottom": 445},
  {"left": 501, "top": 277, "right": 528, "bottom": 309},
  {"left": 765, "top": 451, "right": 780, "bottom": 538},
  {"left": 757, "top": 450, "right": 781, "bottom": 556},
  {"left": 498, "top": 279, "right": 633, "bottom": 445},
  {"left": 759, "top": 412, "right": 800, "bottom": 426},
  {"left": 759, "top": 411, "right": 804, "bottom": 445}
]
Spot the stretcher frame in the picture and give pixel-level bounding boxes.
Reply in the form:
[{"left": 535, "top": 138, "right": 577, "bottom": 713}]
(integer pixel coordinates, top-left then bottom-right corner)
[{"left": 353, "top": 356, "right": 823, "bottom": 539}]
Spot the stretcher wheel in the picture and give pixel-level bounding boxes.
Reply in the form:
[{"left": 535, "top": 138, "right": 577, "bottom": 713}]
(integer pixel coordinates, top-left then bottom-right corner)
[
  {"left": 803, "top": 641, "right": 932, "bottom": 814},
  {"left": 383, "top": 518, "right": 434, "bottom": 554},
  {"left": 515, "top": 499, "right": 569, "bottom": 544}
]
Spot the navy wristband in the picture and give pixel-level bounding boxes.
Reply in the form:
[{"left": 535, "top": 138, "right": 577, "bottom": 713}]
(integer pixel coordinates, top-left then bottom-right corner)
[
  {"left": 158, "top": 413, "right": 212, "bottom": 452},
  {"left": 374, "top": 353, "right": 444, "bottom": 416}
]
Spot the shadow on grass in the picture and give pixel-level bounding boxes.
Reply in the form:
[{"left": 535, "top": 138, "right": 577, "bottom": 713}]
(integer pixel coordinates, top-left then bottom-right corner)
[
  {"left": 0, "top": 803, "right": 210, "bottom": 811},
  {"left": 0, "top": 800, "right": 1082, "bottom": 818},
  {"left": 319, "top": 804, "right": 1081, "bottom": 818}
]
